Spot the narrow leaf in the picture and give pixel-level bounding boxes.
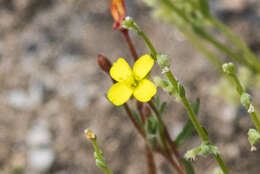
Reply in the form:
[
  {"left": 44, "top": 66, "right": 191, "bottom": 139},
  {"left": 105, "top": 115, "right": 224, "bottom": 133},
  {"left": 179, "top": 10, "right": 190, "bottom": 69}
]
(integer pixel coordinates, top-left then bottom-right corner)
[{"left": 174, "top": 98, "right": 200, "bottom": 146}]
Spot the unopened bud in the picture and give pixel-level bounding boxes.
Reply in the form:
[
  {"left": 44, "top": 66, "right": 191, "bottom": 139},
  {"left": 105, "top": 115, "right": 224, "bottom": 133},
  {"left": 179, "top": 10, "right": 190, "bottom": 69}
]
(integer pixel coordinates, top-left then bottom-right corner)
[
  {"left": 248, "top": 129, "right": 260, "bottom": 151},
  {"left": 185, "top": 141, "right": 219, "bottom": 161},
  {"left": 157, "top": 54, "right": 170, "bottom": 69},
  {"left": 222, "top": 62, "right": 235, "bottom": 75},
  {"left": 122, "top": 16, "right": 135, "bottom": 29},
  {"left": 153, "top": 76, "right": 176, "bottom": 95},
  {"left": 240, "top": 93, "right": 252, "bottom": 107},
  {"left": 97, "top": 54, "right": 112, "bottom": 74},
  {"left": 84, "top": 129, "right": 96, "bottom": 140},
  {"left": 213, "top": 168, "right": 224, "bottom": 174}
]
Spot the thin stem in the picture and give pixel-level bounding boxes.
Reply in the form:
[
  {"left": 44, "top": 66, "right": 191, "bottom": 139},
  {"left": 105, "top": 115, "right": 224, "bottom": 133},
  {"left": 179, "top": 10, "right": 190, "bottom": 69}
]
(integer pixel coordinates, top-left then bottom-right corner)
[
  {"left": 230, "top": 74, "right": 244, "bottom": 95},
  {"left": 123, "top": 104, "right": 145, "bottom": 137},
  {"left": 250, "top": 112, "right": 260, "bottom": 133},
  {"left": 92, "top": 139, "right": 114, "bottom": 174},
  {"left": 148, "top": 101, "right": 185, "bottom": 173},
  {"left": 180, "top": 95, "right": 208, "bottom": 141},
  {"left": 228, "top": 73, "right": 260, "bottom": 133},
  {"left": 121, "top": 30, "right": 139, "bottom": 61},
  {"left": 145, "top": 144, "right": 157, "bottom": 174},
  {"left": 131, "top": 25, "right": 157, "bottom": 58}
]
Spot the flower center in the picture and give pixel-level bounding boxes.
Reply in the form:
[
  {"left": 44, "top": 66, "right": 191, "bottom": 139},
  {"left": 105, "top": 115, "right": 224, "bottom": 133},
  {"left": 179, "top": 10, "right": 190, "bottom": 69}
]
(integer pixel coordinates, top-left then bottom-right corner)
[{"left": 130, "top": 79, "right": 138, "bottom": 89}]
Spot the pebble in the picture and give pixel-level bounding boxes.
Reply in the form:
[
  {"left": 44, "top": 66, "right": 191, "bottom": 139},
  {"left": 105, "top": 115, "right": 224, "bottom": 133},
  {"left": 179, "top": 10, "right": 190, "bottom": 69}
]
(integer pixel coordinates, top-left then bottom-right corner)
[{"left": 26, "top": 121, "right": 55, "bottom": 174}]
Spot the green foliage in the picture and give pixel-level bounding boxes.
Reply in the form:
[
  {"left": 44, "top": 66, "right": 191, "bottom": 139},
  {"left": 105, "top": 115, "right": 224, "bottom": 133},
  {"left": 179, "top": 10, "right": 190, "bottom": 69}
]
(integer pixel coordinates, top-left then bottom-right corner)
[
  {"left": 175, "top": 98, "right": 200, "bottom": 147},
  {"left": 182, "top": 158, "right": 195, "bottom": 174}
]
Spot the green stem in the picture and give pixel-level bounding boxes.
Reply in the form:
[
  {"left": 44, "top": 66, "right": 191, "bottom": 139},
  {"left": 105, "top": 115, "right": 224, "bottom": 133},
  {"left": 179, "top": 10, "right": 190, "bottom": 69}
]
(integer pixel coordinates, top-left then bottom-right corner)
[
  {"left": 130, "top": 18, "right": 230, "bottom": 174},
  {"left": 181, "top": 95, "right": 208, "bottom": 141},
  {"left": 230, "top": 74, "right": 244, "bottom": 95},
  {"left": 229, "top": 73, "right": 260, "bottom": 133},
  {"left": 92, "top": 139, "right": 114, "bottom": 174},
  {"left": 132, "top": 24, "right": 157, "bottom": 58},
  {"left": 250, "top": 112, "right": 260, "bottom": 133}
]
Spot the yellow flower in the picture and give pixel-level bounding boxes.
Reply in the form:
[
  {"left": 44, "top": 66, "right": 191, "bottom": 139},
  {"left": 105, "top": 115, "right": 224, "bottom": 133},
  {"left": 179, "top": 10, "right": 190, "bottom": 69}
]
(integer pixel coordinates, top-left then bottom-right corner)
[{"left": 108, "top": 54, "right": 157, "bottom": 106}]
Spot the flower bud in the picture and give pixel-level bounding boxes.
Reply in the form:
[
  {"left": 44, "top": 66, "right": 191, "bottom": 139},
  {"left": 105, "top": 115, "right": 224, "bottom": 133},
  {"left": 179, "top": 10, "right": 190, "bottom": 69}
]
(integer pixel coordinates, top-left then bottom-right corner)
[
  {"left": 110, "top": 0, "right": 126, "bottom": 30},
  {"left": 122, "top": 16, "right": 135, "bottom": 29},
  {"left": 185, "top": 141, "right": 219, "bottom": 161},
  {"left": 184, "top": 147, "right": 200, "bottom": 160},
  {"left": 222, "top": 62, "right": 235, "bottom": 75},
  {"left": 157, "top": 54, "right": 170, "bottom": 69},
  {"left": 248, "top": 129, "right": 260, "bottom": 151},
  {"left": 152, "top": 76, "right": 168, "bottom": 88},
  {"left": 240, "top": 93, "right": 252, "bottom": 107},
  {"left": 153, "top": 76, "right": 176, "bottom": 95},
  {"left": 214, "top": 168, "right": 224, "bottom": 174},
  {"left": 84, "top": 129, "right": 96, "bottom": 140},
  {"left": 97, "top": 54, "right": 112, "bottom": 74}
]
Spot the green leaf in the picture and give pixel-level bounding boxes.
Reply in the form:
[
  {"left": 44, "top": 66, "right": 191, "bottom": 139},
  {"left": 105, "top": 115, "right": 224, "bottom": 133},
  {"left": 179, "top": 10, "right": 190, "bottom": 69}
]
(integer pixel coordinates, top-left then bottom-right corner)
[
  {"left": 178, "top": 83, "right": 186, "bottom": 98},
  {"left": 202, "top": 126, "right": 208, "bottom": 136},
  {"left": 131, "top": 110, "right": 143, "bottom": 127},
  {"left": 159, "top": 102, "right": 167, "bottom": 115},
  {"left": 154, "top": 95, "right": 161, "bottom": 109},
  {"left": 145, "top": 116, "right": 158, "bottom": 134},
  {"left": 182, "top": 158, "right": 195, "bottom": 174},
  {"left": 96, "top": 159, "right": 106, "bottom": 169},
  {"left": 192, "top": 98, "right": 200, "bottom": 115},
  {"left": 174, "top": 98, "right": 200, "bottom": 146},
  {"left": 199, "top": 0, "right": 209, "bottom": 17}
]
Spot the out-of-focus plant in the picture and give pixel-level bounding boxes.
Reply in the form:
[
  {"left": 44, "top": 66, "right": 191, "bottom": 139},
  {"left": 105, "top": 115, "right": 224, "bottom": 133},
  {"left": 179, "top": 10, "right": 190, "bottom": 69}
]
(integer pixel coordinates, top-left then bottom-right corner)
[
  {"left": 143, "top": 0, "right": 260, "bottom": 74},
  {"left": 143, "top": 0, "right": 260, "bottom": 109}
]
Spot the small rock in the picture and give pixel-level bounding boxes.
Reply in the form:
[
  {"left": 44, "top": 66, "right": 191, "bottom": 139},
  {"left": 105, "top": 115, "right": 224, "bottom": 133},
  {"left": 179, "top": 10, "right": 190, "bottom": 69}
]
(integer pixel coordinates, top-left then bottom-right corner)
[{"left": 26, "top": 121, "right": 55, "bottom": 174}]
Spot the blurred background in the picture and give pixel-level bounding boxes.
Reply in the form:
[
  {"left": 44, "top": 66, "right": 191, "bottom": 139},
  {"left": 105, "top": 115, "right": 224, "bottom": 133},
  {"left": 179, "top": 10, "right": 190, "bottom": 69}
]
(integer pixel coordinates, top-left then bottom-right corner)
[{"left": 0, "top": 0, "right": 260, "bottom": 174}]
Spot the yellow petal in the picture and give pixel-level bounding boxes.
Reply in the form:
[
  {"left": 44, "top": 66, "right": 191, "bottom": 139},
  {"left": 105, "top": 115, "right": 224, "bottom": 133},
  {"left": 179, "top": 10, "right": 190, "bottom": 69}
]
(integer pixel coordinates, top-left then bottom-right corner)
[
  {"left": 133, "top": 79, "right": 157, "bottom": 102},
  {"left": 107, "top": 82, "right": 133, "bottom": 106},
  {"left": 110, "top": 58, "right": 133, "bottom": 82},
  {"left": 133, "top": 54, "right": 154, "bottom": 80}
]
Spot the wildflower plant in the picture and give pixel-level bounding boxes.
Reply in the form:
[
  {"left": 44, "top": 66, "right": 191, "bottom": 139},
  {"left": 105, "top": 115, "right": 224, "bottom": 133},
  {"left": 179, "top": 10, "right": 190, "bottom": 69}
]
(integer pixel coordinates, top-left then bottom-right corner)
[{"left": 85, "top": 0, "right": 260, "bottom": 174}]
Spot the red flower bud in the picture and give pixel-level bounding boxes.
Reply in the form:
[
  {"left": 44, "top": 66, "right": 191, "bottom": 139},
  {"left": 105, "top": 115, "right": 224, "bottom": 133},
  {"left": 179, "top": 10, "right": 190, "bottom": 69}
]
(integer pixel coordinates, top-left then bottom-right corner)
[
  {"left": 110, "top": 0, "right": 126, "bottom": 30},
  {"left": 97, "top": 54, "right": 112, "bottom": 74}
]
